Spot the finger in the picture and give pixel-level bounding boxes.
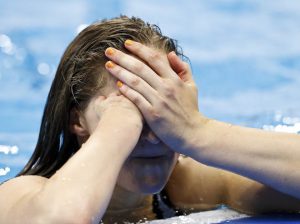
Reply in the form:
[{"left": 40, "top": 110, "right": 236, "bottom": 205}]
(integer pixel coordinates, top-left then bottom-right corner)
[
  {"left": 167, "top": 52, "right": 194, "bottom": 83},
  {"left": 167, "top": 52, "right": 186, "bottom": 77},
  {"left": 108, "top": 92, "right": 119, "bottom": 97},
  {"left": 105, "top": 47, "right": 162, "bottom": 90},
  {"left": 117, "top": 82, "right": 153, "bottom": 117},
  {"left": 124, "top": 40, "right": 178, "bottom": 79},
  {"left": 105, "top": 61, "right": 158, "bottom": 104}
]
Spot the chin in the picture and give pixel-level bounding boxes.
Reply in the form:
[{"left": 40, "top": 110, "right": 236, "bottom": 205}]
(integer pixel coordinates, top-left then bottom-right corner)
[
  {"left": 121, "top": 172, "right": 171, "bottom": 194},
  {"left": 134, "top": 173, "right": 170, "bottom": 194},
  {"left": 117, "top": 154, "right": 178, "bottom": 194}
]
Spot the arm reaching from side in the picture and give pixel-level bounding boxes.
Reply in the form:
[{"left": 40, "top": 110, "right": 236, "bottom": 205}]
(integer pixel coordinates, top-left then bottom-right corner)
[
  {"left": 104, "top": 40, "right": 300, "bottom": 201},
  {"left": 0, "top": 94, "right": 143, "bottom": 224}
]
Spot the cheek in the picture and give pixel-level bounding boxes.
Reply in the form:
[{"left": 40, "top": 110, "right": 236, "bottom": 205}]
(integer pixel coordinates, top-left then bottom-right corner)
[{"left": 116, "top": 152, "right": 179, "bottom": 194}]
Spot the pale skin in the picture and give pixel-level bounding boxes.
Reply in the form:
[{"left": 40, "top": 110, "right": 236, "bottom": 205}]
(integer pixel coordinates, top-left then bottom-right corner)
[
  {"left": 104, "top": 40, "right": 300, "bottom": 212},
  {"left": 1, "top": 41, "right": 300, "bottom": 224},
  {"left": 0, "top": 94, "right": 145, "bottom": 224}
]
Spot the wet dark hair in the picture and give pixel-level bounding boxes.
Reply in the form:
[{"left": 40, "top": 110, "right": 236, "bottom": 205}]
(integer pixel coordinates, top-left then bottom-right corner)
[{"left": 18, "top": 15, "right": 184, "bottom": 178}]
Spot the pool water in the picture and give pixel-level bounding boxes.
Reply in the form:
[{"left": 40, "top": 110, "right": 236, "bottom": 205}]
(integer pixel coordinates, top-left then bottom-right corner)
[{"left": 1, "top": 1, "right": 300, "bottom": 223}]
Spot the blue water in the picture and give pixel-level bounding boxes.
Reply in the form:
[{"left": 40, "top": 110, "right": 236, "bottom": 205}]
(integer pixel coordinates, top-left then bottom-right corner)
[
  {"left": 220, "top": 214, "right": 300, "bottom": 223},
  {"left": 1, "top": 0, "right": 300, "bottom": 223}
]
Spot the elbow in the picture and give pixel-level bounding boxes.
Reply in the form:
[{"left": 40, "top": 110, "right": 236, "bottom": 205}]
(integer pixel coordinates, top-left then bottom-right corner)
[
  {"left": 40, "top": 205, "right": 101, "bottom": 224},
  {"left": 33, "top": 195, "right": 101, "bottom": 224},
  {"left": 32, "top": 181, "right": 104, "bottom": 224}
]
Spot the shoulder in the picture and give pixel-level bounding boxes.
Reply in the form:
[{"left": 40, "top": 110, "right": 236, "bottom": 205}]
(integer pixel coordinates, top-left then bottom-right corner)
[
  {"left": 0, "top": 175, "right": 48, "bottom": 203},
  {"left": 0, "top": 175, "right": 47, "bottom": 219},
  {"left": 167, "top": 155, "right": 227, "bottom": 186},
  {"left": 165, "top": 155, "right": 207, "bottom": 191},
  {"left": 165, "top": 156, "right": 226, "bottom": 211},
  {"left": 1, "top": 175, "right": 47, "bottom": 193}
]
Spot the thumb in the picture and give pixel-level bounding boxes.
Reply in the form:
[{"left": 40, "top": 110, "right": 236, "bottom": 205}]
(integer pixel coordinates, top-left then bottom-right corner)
[{"left": 167, "top": 51, "right": 193, "bottom": 83}]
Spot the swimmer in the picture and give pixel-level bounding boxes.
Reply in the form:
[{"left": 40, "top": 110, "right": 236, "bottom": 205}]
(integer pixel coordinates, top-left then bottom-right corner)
[{"left": 1, "top": 16, "right": 300, "bottom": 224}]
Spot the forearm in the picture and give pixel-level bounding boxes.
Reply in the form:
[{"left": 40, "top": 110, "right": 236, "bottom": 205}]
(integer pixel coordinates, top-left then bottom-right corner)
[
  {"left": 33, "top": 118, "right": 138, "bottom": 223},
  {"left": 223, "top": 170, "right": 300, "bottom": 214},
  {"left": 190, "top": 116, "right": 300, "bottom": 198}
]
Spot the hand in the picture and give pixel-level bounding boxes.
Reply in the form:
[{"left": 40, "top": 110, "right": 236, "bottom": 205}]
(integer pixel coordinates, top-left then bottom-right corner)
[
  {"left": 104, "top": 41, "right": 207, "bottom": 156},
  {"left": 83, "top": 93, "right": 143, "bottom": 156}
]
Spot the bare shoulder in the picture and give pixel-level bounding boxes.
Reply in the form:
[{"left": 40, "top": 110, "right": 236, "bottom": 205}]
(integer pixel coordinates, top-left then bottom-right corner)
[
  {"left": 1, "top": 175, "right": 47, "bottom": 193},
  {"left": 0, "top": 175, "right": 47, "bottom": 220},
  {"left": 167, "top": 157, "right": 300, "bottom": 214},
  {"left": 166, "top": 155, "right": 225, "bottom": 188},
  {"left": 164, "top": 156, "right": 226, "bottom": 211}
]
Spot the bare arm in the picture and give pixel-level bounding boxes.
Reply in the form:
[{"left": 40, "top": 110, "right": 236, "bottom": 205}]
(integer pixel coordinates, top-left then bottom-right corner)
[
  {"left": 105, "top": 40, "right": 300, "bottom": 200},
  {"left": 190, "top": 119, "right": 300, "bottom": 199},
  {"left": 0, "top": 95, "right": 142, "bottom": 224},
  {"left": 166, "top": 157, "right": 300, "bottom": 214}
]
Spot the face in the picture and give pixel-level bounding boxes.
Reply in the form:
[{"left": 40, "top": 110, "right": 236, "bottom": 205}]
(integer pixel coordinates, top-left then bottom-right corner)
[
  {"left": 75, "top": 77, "right": 179, "bottom": 194},
  {"left": 117, "top": 125, "right": 179, "bottom": 194}
]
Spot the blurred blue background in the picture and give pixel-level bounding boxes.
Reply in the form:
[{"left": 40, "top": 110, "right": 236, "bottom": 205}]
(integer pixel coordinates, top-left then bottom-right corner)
[{"left": 1, "top": 0, "right": 300, "bottom": 182}]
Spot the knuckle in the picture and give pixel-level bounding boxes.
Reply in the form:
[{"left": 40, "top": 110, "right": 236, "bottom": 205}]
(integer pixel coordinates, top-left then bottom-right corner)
[
  {"left": 130, "top": 77, "right": 141, "bottom": 86},
  {"left": 158, "top": 99, "right": 168, "bottom": 109},
  {"left": 162, "top": 82, "right": 176, "bottom": 98},
  {"left": 148, "top": 108, "right": 161, "bottom": 121},
  {"left": 131, "top": 95, "right": 140, "bottom": 104},
  {"left": 132, "top": 62, "right": 144, "bottom": 74},
  {"left": 149, "top": 51, "right": 162, "bottom": 62},
  {"left": 165, "top": 87, "right": 175, "bottom": 98}
]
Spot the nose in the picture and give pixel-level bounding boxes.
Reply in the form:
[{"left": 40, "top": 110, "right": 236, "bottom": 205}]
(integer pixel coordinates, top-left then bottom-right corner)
[{"left": 141, "top": 125, "right": 160, "bottom": 144}]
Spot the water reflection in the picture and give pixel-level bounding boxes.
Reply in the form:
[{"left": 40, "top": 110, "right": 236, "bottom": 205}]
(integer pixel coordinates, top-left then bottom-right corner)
[
  {"left": 0, "top": 34, "right": 15, "bottom": 55},
  {"left": 37, "top": 62, "right": 50, "bottom": 75},
  {"left": 0, "top": 167, "right": 10, "bottom": 176},
  {"left": 263, "top": 114, "right": 300, "bottom": 134},
  {"left": 0, "top": 145, "right": 19, "bottom": 154},
  {"left": 0, "top": 145, "right": 19, "bottom": 178}
]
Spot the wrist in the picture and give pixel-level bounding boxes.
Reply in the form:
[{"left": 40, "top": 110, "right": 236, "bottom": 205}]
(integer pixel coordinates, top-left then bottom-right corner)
[
  {"left": 91, "top": 112, "right": 142, "bottom": 157},
  {"left": 183, "top": 113, "right": 215, "bottom": 160}
]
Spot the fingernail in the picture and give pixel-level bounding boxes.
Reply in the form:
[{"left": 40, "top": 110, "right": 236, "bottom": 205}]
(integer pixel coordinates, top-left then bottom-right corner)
[
  {"left": 105, "top": 61, "right": 115, "bottom": 69},
  {"left": 125, "top": 39, "right": 134, "bottom": 46},
  {"left": 106, "top": 47, "right": 115, "bottom": 56},
  {"left": 117, "top": 80, "right": 123, "bottom": 88}
]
